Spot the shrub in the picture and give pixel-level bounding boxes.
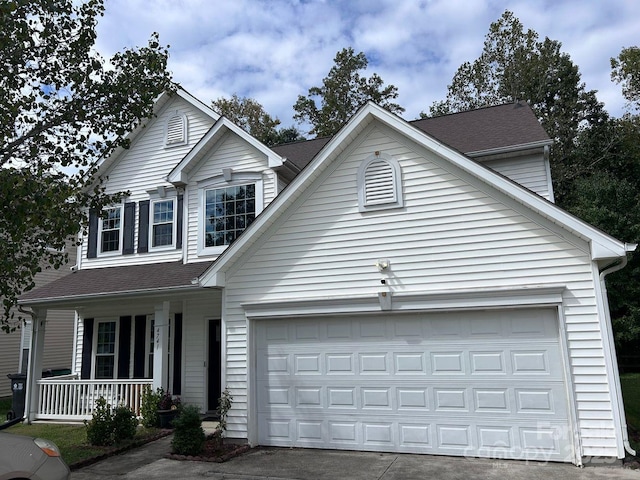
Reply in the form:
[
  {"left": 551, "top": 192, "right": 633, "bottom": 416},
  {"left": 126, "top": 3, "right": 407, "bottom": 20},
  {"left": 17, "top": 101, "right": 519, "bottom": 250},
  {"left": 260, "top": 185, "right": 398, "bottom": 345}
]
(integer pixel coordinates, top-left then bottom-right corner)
[
  {"left": 141, "top": 386, "right": 162, "bottom": 428},
  {"left": 171, "top": 404, "right": 205, "bottom": 456},
  {"left": 213, "top": 388, "right": 233, "bottom": 446},
  {"left": 85, "top": 397, "right": 139, "bottom": 446},
  {"left": 85, "top": 397, "right": 114, "bottom": 446},
  {"left": 113, "top": 405, "right": 138, "bottom": 442}
]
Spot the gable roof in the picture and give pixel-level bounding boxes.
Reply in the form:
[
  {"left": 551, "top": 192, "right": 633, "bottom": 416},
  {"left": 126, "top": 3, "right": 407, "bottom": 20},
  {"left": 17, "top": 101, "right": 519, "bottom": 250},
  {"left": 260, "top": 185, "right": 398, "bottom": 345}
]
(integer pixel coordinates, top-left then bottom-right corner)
[
  {"left": 167, "top": 116, "right": 284, "bottom": 185},
  {"left": 19, "top": 261, "right": 214, "bottom": 307},
  {"left": 271, "top": 102, "right": 551, "bottom": 171},
  {"left": 92, "top": 88, "right": 219, "bottom": 184},
  {"left": 199, "top": 102, "right": 633, "bottom": 288}
]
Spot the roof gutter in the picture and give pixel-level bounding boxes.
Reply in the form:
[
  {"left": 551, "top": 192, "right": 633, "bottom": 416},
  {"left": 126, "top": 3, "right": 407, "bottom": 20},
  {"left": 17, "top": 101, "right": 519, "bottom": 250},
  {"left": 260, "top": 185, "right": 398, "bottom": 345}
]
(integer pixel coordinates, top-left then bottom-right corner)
[
  {"left": 18, "top": 284, "right": 205, "bottom": 309},
  {"left": 466, "top": 139, "right": 553, "bottom": 158},
  {"left": 599, "top": 254, "right": 636, "bottom": 457}
]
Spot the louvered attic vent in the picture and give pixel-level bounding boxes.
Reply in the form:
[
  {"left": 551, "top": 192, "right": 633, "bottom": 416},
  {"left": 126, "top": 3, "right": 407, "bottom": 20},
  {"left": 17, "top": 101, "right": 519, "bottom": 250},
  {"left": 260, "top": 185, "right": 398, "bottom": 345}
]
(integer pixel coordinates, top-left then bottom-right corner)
[
  {"left": 165, "top": 112, "right": 187, "bottom": 147},
  {"left": 357, "top": 153, "right": 403, "bottom": 212}
]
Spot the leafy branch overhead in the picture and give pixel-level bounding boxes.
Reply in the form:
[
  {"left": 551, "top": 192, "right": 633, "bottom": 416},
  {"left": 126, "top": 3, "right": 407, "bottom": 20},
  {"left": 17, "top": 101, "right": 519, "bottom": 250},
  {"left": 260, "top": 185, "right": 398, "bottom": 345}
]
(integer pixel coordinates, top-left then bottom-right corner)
[
  {"left": 0, "top": 0, "right": 173, "bottom": 330},
  {"left": 293, "top": 47, "right": 404, "bottom": 137}
]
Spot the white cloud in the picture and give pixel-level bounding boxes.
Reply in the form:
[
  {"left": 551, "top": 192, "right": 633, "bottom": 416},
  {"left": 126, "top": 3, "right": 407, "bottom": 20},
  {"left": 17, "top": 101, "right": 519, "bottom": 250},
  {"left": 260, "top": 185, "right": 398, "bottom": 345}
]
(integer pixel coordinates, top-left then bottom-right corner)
[{"left": 95, "top": 0, "right": 640, "bottom": 127}]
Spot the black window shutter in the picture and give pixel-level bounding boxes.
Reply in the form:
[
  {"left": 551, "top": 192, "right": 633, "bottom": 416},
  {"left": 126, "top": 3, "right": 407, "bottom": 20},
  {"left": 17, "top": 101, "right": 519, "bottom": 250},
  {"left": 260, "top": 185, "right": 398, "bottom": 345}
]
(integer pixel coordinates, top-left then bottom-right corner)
[
  {"left": 117, "top": 316, "right": 131, "bottom": 379},
  {"left": 172, "top": 313, "right": 182, "bottom": 395},
  {"left": 176, "top": 194, "right": 184, "bottom": 249},
  {"left": 133, "top": 315, "right": 147, "bottom": 378},
  {"left": 138, "top": 200, "right": 150, "bottom": 253},
  {"left": 123, "top": 202, "right": 135, "bottom": 255},
  {"left": 81, "top": 318, "right": 94, "bottom": 379},
  {"left": 87, "top": 210, "right": 98, "bottom": 258}
]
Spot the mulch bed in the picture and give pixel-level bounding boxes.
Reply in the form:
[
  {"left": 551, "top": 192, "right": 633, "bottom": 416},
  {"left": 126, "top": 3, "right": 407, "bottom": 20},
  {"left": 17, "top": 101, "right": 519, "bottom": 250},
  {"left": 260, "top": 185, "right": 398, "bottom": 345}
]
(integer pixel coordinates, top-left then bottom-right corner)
[{"left": 166, "top": 437, "right": 251, "bottom": 462}]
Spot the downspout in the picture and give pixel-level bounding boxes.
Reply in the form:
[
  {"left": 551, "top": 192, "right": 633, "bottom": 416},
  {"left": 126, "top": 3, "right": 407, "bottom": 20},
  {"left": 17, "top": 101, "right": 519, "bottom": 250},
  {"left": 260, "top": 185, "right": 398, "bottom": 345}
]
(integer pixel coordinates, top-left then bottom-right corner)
[
  {"left": 17, "top": 305, "right": 36, "bottom": 424},
  {"left": 599, "top": 252, "right": 636, "bottom": 456}
]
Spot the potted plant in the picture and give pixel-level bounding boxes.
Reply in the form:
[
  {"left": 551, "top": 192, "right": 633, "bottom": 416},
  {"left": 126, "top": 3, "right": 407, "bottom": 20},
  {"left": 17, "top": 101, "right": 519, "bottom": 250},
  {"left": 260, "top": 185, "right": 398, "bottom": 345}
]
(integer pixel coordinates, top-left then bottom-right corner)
[{"left": 157, "top": 390, "right": 181, "bottom": 428}]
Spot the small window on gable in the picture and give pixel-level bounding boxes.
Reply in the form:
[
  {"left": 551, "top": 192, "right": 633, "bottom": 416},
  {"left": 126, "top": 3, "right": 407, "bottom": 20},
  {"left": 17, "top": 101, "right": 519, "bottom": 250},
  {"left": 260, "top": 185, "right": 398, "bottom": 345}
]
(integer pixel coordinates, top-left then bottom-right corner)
[
  {"left": 357, "top": 152, "right": 403, "bottom": 212},
  {"left": 165, "top": 111, "right": 187, "bottom": 147}
]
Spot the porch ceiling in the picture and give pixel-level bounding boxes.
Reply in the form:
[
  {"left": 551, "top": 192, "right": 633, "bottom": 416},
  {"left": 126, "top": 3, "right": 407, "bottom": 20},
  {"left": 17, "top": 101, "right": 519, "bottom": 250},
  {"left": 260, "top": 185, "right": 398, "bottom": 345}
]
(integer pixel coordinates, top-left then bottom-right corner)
[{"left": 18, "top": 261, "right": 214, "bottom": 306}]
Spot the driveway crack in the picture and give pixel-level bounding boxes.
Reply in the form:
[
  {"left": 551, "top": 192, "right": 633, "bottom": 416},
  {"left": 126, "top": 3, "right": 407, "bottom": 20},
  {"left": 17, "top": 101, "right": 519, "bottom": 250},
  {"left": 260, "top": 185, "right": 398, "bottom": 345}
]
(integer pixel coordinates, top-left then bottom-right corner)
[{"left": 377, "top": 455, "right": 399, "bottom": 480}]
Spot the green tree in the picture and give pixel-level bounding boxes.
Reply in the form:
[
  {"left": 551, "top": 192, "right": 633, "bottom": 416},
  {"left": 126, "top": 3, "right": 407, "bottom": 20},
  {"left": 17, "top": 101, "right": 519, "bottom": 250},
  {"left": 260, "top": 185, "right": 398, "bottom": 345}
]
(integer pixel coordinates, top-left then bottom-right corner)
[
  {"left": 212, "top": 94, "right": 305, "bottom": 146},
  {"left": 293, "top": 47, "right": 404, "bottom": 137},
  {"left": 0, "top": 0, "right": 173, "bottom": 330},
  {"left": 425, "top": 10, "right": 604, "bottom": 202},
  {"left": 611, "top": 46, "right": 640, "bottom": 110}
]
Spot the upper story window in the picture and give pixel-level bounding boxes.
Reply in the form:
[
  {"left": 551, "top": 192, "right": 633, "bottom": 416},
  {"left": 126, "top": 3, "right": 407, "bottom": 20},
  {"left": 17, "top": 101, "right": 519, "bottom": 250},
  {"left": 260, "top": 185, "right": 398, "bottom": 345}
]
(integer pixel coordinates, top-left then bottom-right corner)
[
  {"left": 99, "top": 206, "right": 123, "bottom": 254},
  {"left": 357, "top": 152, "right": 403, "bottom": 212},
  {"left": 205, "top": 184, "right": 256, "bottom": 248},
  {"left": 150, "top": 198, "right": 175, "bottom": 249},
  {"left": 199, "top": 173, "right": 264, "bottom": 255},
  {"left": 165, "top": 111, "right": 188, "bottom": 147}
]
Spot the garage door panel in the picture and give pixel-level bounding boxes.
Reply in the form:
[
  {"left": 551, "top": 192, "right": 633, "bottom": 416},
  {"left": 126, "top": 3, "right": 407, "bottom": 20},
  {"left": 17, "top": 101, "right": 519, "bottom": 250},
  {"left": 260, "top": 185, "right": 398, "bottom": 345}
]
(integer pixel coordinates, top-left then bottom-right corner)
[{"left": 256, "top": 309, "right": 573, "bottom": 461}]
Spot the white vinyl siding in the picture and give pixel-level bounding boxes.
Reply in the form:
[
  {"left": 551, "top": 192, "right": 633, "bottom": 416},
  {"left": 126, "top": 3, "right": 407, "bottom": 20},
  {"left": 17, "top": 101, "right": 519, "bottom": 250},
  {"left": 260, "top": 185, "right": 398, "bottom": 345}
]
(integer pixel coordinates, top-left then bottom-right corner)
[
  {"left": 165, "top": 112, "right": 187, "bottom": 147},
  {"left": 79, "top": 96, "right": 215, "bottom": 269},
  {"left": 482, "top": 154, "right": 552, "bottom": 201},
  {"left": 185, "top": 133, "right": 278, "bottom": 262},
  {"left": 221, "top": 123, "right": 616, "bottom": 458}
]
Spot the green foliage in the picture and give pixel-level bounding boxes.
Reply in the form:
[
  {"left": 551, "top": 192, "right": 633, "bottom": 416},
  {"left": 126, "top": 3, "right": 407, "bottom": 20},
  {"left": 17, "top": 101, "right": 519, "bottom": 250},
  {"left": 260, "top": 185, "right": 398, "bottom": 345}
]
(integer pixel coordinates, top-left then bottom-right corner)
[
  {"left": 562, "top": 115, "right": 640, "bottom": 353},
  {"left": 140, "top": 386, "right": 162, "bottom": 428},
  {"left": 212, "top": 94, "right": 305, "bottom": 146},
  {"left": 213, "top": 387, "right": 233, "bottom": 445},
  {"left": 621, "top": 373, "right": 640, "bottom": 451},
  {"left": 113, "top": 405, "right": 139, "bottom": 442},
  {"left": 611, "top": 46, "right": 640, "bottom": 111},
  {"left": 84, "top": 397, "right": 138, "bottom": 446},
  {"left": 85, "top": 397, "right": 114, "bottom": 446},
  {"left": 424, "top": 10, "right": 605, "bottom": 202},
  {"left": 171, "top": 404, "right": 205, "bottom": 456},
  {"left": 293, "top": 47, "right": 404, "bottom": 137},
  {"left": 0, "top": 0, "right": 173, "bottom": 330}
]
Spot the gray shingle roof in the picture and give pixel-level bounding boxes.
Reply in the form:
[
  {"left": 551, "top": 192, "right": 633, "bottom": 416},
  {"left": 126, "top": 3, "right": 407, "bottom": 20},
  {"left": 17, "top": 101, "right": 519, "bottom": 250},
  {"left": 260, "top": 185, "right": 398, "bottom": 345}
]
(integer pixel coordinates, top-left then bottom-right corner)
[
  {"left": 272, "top": 102, "right": 550, "bottom": 167},
  {"left": 19, "top": 261, "right": 214, "bottom": 305}
]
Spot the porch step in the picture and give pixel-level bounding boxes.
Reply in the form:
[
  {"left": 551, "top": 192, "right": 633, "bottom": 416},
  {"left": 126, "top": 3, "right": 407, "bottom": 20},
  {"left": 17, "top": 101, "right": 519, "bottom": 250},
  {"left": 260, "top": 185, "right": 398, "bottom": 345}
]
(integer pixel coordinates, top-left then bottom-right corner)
[{"left": 202, "top": 420, "right": 219, "bottom": 435}]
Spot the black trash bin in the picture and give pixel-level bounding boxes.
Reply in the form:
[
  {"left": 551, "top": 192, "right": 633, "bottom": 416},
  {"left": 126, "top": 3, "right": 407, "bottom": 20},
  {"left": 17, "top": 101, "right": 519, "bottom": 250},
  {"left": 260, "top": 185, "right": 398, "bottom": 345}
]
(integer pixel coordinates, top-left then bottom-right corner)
[{"left": 7, "top": 373, "right": 27, "bottom": 421}]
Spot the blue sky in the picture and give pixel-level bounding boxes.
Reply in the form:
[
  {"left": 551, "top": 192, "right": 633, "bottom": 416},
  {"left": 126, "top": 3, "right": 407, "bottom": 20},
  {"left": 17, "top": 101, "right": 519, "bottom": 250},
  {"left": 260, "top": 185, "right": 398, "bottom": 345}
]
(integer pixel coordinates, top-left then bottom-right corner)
[{"left": 96, "top": 0, "right": 639, "bottom": 134}]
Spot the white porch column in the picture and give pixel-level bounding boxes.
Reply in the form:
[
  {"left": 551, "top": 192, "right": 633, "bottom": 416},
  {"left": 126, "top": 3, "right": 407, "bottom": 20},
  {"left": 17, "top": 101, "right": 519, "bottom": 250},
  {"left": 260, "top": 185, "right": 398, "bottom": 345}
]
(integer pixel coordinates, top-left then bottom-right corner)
[
  {"left": 152, "top": 301, "right": 170, "bottom": 391},
  {"left": 24, "top": 308, "right": 46, "bottom": 423}
]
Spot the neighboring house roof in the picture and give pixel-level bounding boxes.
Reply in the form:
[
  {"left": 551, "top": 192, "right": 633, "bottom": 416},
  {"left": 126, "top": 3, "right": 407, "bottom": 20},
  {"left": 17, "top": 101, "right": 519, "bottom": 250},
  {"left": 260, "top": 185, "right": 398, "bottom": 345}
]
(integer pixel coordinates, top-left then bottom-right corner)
[
  {"left": 200, "top": 102, "right": 633, "bottom": 288},
  {"left": 271, "top": 103, "right": 551, "bottom": 170},
  {"left": 19, "top": 261, "right": 214, "bottom": 306}
]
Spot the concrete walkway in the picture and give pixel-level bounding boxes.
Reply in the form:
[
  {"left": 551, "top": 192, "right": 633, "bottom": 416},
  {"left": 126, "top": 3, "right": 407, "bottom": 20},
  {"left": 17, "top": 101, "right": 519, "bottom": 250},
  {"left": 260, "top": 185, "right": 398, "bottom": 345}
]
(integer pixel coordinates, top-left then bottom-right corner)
[{"left": 72, "top": 435, "right": 640, "bottom": 480}]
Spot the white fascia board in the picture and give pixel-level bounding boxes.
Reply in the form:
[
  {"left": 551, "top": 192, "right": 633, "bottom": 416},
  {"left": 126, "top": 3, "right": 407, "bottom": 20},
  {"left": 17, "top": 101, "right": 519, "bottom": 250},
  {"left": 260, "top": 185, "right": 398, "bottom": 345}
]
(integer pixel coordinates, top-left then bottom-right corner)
[
  {"left": 366, "top": 105, "right": 629, "bottom": 261},
  {"left": 167, "top": 117, "right": 284, "bottom": 185},
  {"left": 174, "top": 87, "right": 220, "bottom": 121},
  {"left": 198, "top": 104, "right": 378, "bottom": 287}
]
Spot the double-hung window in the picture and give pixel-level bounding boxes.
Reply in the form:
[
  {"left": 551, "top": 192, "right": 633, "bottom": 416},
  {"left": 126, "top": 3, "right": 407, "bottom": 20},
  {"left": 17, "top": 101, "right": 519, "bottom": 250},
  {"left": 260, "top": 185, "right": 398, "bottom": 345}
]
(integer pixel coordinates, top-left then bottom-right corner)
[
  {"left": 204, "top": 184, "right": 256, "bottom": 248},
  {"left": 150, "top": 199, "right": 175, "bottom": 249},
  {"left": 100, "top": 206, "right": 123, "bottom": 254},
  {"left": 94, "top": 321, "right": 117, "bottom": 379}
]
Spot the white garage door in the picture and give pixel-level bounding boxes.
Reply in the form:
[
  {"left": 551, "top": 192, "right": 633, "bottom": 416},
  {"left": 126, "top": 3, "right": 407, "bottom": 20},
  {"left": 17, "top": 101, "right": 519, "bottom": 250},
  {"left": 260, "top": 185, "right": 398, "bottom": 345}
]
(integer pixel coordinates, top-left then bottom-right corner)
[{"left": 256, "top": 308, "right": 574, "bottom": 462}]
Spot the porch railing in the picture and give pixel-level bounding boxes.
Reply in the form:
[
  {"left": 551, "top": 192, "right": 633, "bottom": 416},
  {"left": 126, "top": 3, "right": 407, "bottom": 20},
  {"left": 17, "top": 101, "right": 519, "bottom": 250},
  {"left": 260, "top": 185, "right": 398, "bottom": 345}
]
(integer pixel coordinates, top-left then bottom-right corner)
[{"left": 35, "top": 378, "right": 153, "bottom": 421}]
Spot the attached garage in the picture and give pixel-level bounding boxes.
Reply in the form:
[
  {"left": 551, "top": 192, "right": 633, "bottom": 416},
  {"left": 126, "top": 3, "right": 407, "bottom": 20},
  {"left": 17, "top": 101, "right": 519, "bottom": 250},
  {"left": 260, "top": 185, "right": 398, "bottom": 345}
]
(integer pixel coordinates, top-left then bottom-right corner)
[{"left": 255, "top": 308, "right": 574, "bottom": 462}]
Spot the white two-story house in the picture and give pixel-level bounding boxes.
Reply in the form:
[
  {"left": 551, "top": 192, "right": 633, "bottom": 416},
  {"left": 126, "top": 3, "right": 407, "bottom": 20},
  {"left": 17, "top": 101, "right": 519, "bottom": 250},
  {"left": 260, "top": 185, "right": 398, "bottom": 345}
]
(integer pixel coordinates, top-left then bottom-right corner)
[{"left": 20, "top": 89, "right": 636, "bottom": 465}]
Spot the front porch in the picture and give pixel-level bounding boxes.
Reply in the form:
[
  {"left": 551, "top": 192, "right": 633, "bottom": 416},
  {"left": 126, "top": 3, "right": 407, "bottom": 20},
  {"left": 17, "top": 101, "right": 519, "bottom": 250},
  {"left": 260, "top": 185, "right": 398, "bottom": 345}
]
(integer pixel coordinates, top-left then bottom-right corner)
[{"left": 35, "top": 376, "right": 153, "bottom": 421}]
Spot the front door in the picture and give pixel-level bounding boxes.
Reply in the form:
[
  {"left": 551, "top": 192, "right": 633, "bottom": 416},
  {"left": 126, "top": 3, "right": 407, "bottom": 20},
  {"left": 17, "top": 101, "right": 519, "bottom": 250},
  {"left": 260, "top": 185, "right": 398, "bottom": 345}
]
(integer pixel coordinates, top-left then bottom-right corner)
[{"left": 207, "top": 319, "right": 222, "bottom": 413}]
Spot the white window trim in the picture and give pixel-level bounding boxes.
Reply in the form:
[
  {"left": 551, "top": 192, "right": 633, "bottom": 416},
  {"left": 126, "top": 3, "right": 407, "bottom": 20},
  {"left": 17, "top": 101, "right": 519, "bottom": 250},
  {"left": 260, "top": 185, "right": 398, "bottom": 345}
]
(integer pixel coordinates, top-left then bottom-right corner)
[
  {"left": 198, "top": 172, "right": 264, "bottom": 256},
  {"left": 357, "top": 152, "right": 403, "bottom": 212},
  {"left": 164, "top": 111, "right": 188, "bottom": 148},
  {"left": 149, "top": 197, "right": 177, "bottom": 251},
  {"left": 97, "top": 205, "right": 124, "bottom": 256},
  {"left": 91, "top": 319, "right": 119, "bottom": 380}
]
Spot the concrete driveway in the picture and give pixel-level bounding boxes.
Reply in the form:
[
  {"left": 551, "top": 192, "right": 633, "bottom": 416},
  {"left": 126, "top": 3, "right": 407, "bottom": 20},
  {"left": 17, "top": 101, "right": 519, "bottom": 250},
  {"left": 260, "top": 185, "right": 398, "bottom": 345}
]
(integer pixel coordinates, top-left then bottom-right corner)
[{"left": 71, "top": 435, "right": 640, "bottom": 480}]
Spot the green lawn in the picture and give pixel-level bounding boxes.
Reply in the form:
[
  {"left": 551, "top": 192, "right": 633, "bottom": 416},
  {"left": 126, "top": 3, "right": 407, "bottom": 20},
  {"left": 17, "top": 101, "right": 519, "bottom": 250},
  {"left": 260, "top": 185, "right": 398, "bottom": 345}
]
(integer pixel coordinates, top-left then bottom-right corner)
[
  {"left": 621, "top": 373, "right": 640, "bottom": 452},
  {"left": 1, "top": 396, "right": 163, "bottom": 467}
]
